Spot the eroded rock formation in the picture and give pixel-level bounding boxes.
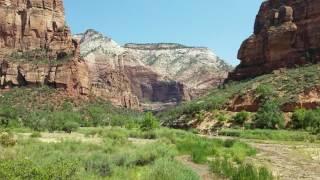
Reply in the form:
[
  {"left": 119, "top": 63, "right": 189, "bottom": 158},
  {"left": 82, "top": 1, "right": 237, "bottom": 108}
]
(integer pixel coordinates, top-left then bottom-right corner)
[
  {"left": 0, "top": 0, "right": 90, "bottom": 96},
  {"left": 76, "top": 29, "right": 231, "bottom": 109},
  {"left": 229, "top": 0, "right": 320, "bottom": 80},
  {"left": 0, "top": 1, "right": 140, "bottom": 108}
]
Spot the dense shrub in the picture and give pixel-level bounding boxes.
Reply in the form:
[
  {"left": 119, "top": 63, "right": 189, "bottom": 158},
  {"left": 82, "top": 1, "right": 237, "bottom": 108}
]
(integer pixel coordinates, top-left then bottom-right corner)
[
  {"left": 211, "top": 158, "right": 273, "bottom": 180},
  {"left": 30, "top": 132, "right": 42, "bottom": 138},
  {"left": 62, "top": 121, "right": 80, "bottom": 133},
  {"left": 292, "top": 108, "right": 320, "bottom": 134},
  {"left": 254, "top": 100, "right": 284, "bottom": 129},
  {"left": 85, "top": 153, "right": 113, "bottom": 177},
  {"left": 140, "top": 112, "right": 160, "bottom": 131},
  {"left": 255, "top": 84, "right": 275, "bottom": 100},
  {"left": 233, "top": 111, "right": 250, "bottom": 125},
  {"left": 0, "top": 106, "right": 18, "bottom": 127},
  {"left": 0, "top": 132, "right": 17, "bottom": 147},
  {"left": 0, "top": 158, "right": 80, "bottom": 180}
]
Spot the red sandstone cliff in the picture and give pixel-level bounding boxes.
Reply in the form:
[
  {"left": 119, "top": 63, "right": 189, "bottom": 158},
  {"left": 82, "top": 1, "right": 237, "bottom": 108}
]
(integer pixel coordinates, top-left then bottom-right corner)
[
  {"left": 0, "top": 0, "right": 90, "bottom": 95},
  {"left": 0, "top": 0, "right": 139, "bottom": 108},
  {"left": 229, "top": 0, "right": 320, "bottom": 80}
]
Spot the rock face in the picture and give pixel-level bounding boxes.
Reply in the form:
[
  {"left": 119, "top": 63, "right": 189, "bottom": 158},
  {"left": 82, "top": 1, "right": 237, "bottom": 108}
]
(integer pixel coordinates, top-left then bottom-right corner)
[
  {"left": 0, "top": 0, "right": 74, "bottom": 56},
  {"left": 0, "top": 0, "right": 90, "bottom": 96},
  {"left": 229, "top": 0, "right": 320, "bottom": 80},
  {"left": 76, "top": 30, "right": 231, "bottom": 108}
]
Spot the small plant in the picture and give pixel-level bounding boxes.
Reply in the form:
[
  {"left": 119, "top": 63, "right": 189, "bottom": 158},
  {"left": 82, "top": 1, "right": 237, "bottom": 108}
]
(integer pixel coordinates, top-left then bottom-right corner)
[
  {"left": 140, "top": 112, "right": 160, "bottom": 131},
  {"left": 62, "top": 121, "right": 80, "bottom": 133},
  {"left": 143, "top": 158, "right": 199, "bottom": 180},
  {"left": 30, "top": 132, "right": 42, "bottom": 138},
  {"left": 233, "top": 111, "right": 250, "bottom": 125},
  {"left": 255, "top": 84, "right": 275, "bottom": 101},
  {"left": 0, "top": 132, "right": 17, "bottom": 147},
  {"left": 217, "top": 113, "right": 228, "bottom": 122}
]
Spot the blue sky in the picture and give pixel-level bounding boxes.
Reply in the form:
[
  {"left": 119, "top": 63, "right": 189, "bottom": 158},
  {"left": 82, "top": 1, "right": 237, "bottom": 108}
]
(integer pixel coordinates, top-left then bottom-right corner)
[{"left": 64, "top": 0, "right": 262, "bottom": 66}]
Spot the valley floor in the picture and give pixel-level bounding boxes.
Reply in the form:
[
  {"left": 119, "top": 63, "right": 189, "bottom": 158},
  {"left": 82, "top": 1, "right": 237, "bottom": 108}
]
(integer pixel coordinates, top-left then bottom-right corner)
[
  {"left": 208, "top": 135, "right": 320, "bottom": 180},
  {"left": 0, "top": 128, "right": 320, "bottom": 180}
]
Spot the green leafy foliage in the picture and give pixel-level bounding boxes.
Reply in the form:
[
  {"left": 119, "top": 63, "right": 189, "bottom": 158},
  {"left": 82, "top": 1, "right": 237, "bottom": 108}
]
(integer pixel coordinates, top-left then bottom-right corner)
[
  {"left": 211, "top": 158, "right": 273, "bottom": 180},
  {"left": 143, "top": 158, "right": 199, "bottom": 180},
  {"left": 0, "top": 132, "right": 17, "bottom": 147},
  {"left": 0, "top": 87, "right": 143, "bottom": 131},
  {"left": 254, "top": 100, "right": 285, "bottom": 129},
  {"left": 292, "top": 108, "right": 320, "bottom": 134},
  {"left": 140, "top": 112, "right": 160, "bottom": 131},
  {"left": 233, "top": 111, "right": 250, "bottom": 125}
]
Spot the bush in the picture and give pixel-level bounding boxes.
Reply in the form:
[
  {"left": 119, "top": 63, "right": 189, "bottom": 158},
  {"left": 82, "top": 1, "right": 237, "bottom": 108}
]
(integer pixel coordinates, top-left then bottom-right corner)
[
  {"left": 0, "top": 158, "right": 80, "bottom": 180},
  {"left": 140, "top": 112, "right": 160, "bottom": 131},
  {"left": 292, "top": 108, "right": 320, "bottom": 134},
  {"left": 255, "top": 84, "right": 275, "bottom": 101},
  {"left": 85, "top": 153, "right": 113, "bottom": 177},
  {"left": 292, "top": 109, "right": 307, "bottom": 129},
  {"left": 0, "top": 106, "right": 18, "bottom": 127},
  {"left": 233, "top": 111, "right": 250, "bottom": 125},
  {"left": 62, "top": 121, "right": 80, "bottom": 133},
  {"left": 143, "top": 158, "right": 199, "bottom": 180},
  {"left": 0, "top": 132, "right": 17, "bottom": 147},
  {"left": 254, "top": 100, "right": 284, "bottom": 129},
  {"left": 211, "top": 158, "right": 273, "bottom": 180},
  {"left": 30, "top": 132, "right": 42, "bottom": 138}
]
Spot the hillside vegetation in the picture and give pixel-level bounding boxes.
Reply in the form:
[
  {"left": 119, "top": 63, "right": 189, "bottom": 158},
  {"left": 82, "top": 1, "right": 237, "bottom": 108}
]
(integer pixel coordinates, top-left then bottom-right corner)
[
  {"left": 0, "top": 87, "right": 142, "bottom": 132},
  {"left": 158, "top": 64, "right": 320, "bottom": 134}
]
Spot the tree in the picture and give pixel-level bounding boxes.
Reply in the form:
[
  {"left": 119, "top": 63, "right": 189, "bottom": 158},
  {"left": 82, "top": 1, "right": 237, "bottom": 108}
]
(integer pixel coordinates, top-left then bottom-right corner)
[
  {"left": 254, "top": 100, "right": 284, "bottom": 129},
  {"left": 140, "top": 112, "right": 160, "bottom": 131}
]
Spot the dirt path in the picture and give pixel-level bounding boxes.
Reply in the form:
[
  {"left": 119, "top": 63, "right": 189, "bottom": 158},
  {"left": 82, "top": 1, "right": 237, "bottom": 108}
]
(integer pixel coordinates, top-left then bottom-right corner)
[
  {"left": 176, "top": 155, "right": 221, "bottom": 180},
  {"left": 247, "top": 142, "right": 320, "bottom": 180}
]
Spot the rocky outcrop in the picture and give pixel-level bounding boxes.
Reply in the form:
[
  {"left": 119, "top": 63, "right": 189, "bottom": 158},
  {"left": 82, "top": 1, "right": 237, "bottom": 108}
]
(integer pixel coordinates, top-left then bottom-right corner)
[
  {"left": 0, "top": 0, "right": 90, "bottom": 96},
  {"left": 76, "top": 29, "right": 231, "bottom": 108},
  {"left": 0, "top": 0, "right": 75, "bottom": 56},
  {"left": 229, "top": 0, "right": 320, "bottom": 80},
  {"left": 124, "top": 43, "right": 231, "bottom": 96}
]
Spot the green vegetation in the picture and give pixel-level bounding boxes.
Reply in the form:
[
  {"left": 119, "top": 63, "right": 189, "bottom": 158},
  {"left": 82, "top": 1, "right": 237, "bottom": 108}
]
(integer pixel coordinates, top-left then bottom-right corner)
[
  {"left": 159, "top": 64, "right": 320, "bottom": 128},
  {"left": 233, "top": 111, "right": 250, "bottom": 125},
  {"left": 292, "top": 108, "right": 320, "bottom": 134},
  {"left": 211, "top": 158, "right": 273, "bottom": 180},
  {"left": 140, "top": 112, "right": 160, "bottom": 131},
  {"left": 219, "top": 129, "right": 319, "bottom": 142},
  {"left": 143, "top": 158, "right": 199, "bottom": 180},
  {"left": 0, "top": 127, "right": 271, "bottom": 180},
  {"left": 254, "top": 100, "right": 284, "bottom": 129},
  {"left": 0, "top": 87, "right": 143, "bottom": 132}
]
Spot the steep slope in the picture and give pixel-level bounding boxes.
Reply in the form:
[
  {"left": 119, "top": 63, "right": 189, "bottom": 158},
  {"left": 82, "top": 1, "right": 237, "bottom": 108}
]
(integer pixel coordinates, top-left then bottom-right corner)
[
  {"left": 76, "top": 30, "right": 231, "bottom": 109},
  {"left": 0, "top": 0, "right": 89, "bottom": 95},
  {"left": 0, "top": 1, "right": 138, "bottom": 109},
  {"left": 124, "top": 43, "right": 231, "bottom": 93},
  {"left": 159, "top": 64, "right": 320, "bottom": 130},
  {"left": 229, "top": 0, "right": 320, "bottom": 80}
]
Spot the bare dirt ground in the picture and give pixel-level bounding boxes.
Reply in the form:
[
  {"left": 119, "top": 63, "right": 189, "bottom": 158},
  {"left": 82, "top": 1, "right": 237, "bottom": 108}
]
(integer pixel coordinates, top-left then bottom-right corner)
[
  {"left": 19, "top": 132, "right": 102, "bottom": 144},
  {"left": 246, "top": 141, "right": 320, "bottom": 180}
]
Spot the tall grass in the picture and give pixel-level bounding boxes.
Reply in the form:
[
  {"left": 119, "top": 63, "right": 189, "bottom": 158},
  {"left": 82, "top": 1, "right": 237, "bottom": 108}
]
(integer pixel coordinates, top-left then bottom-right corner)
[{"left": 219, "top": 129, "right": 319, "bottom": 142}]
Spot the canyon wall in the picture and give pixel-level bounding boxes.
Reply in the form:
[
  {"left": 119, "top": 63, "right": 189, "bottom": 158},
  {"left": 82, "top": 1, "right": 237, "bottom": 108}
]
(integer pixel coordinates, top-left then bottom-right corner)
[
  {"left": 0, "top": 0, "right": 90, "bottom": 95},
  {"left": 76, "top": 30, "right": 231, "bottom": 109},
  {"left": 229, "top": 0, "right": 320, "bottom": 80},
  {"left": 0, "top": 0, "right": 140, "bottom": 108}
]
